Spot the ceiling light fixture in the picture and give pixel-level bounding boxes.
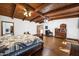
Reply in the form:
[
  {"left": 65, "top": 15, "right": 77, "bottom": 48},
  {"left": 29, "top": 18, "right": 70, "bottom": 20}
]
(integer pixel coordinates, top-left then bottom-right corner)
[{"left": 24, "top": 9, "right": 32, "bottom": 17}]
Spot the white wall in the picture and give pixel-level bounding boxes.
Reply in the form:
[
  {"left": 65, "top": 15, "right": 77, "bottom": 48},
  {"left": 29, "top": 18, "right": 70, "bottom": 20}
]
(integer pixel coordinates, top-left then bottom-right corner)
[
  {"left": 0, "top": 15, "right": 38, "bottom": 36},
  {"left": 13, "top": 19, "right": 38, "bottom": 35},
  {"left": 48, "top": 18, "right": 79, "bottom": 39},
  {"left": 0, "top": 15, "right": 79, "bottom": 39}
]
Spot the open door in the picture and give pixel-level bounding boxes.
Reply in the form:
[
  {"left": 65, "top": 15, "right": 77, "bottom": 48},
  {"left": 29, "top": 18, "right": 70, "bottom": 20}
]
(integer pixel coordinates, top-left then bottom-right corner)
[{"left": 37, "top": 25, "right": 43, "bottom": 39}]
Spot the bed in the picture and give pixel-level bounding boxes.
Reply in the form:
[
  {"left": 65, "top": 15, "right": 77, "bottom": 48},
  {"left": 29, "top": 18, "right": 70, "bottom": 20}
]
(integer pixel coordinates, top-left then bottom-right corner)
[{"left": 0, "top": 34, "right": 43, "bottom": 56}]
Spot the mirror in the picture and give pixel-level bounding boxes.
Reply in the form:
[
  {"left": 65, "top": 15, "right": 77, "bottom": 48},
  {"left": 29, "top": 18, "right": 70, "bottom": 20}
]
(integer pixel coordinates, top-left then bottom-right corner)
[{"left": 1, "top": 21, "right": 14, "bottom": 36}]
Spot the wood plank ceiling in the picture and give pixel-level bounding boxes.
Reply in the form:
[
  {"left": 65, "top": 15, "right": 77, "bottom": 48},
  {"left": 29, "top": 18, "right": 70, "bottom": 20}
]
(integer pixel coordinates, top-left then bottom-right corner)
[{"left": 0, "top": 3, "right": 79, "bottom": 23}]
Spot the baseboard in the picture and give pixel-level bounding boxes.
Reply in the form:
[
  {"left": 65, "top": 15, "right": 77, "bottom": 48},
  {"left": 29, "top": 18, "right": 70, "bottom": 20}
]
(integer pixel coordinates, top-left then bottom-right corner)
[
  {"left": 67, "top": 38, "right": 79, "bottom": 41},
  {"left": 53, "top": 36, "right": 79, "bottom": 41}
]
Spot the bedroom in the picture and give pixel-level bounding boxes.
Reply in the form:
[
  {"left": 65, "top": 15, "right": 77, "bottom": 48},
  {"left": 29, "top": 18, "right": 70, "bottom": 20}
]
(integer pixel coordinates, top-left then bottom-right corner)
[{"left": 0, "top": 3, "right": 79, "bottom": 56}]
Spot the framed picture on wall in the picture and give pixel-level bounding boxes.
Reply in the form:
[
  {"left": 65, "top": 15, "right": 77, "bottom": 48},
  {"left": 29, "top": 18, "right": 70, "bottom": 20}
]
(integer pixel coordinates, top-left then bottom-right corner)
[
  {"left": 1, "top": 21, "right": 14, "bottom": 36},
  {"left": 45, "top": 26, "right": 48, "bottom": 29}
]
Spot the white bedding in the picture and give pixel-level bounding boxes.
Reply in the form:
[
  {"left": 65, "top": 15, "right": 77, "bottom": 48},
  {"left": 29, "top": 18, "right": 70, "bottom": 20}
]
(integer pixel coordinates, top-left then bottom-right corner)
[
  {"left": 0, "top": 34, "right": 42, "bottom": 48},
  {"left": 0, "top": 34, "right": 43, "bottom": 55}
]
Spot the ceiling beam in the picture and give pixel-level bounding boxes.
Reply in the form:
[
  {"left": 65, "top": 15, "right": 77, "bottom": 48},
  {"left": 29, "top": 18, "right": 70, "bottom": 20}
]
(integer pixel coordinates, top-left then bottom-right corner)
[
  {"left": 34, "top": 16, "right": 42, "bottom": 22},
  {"left": 12, "top": 4, "right": 17, "bottom": 19},
  {"left": 35, "top": 4, "right": 79, "bottom": 22},
  {"left": 38, "top": 14, "right": 79, "bottom": 23},
  {"left": 36, "top": 11, "right": 79, "bottom": 22},
  {"left": 25, "top": 4, "right": 35, "bottom": 10},
  {"left": 30, "top": 16, "right": 40, "bottom": 21},
  {"left": 34, "top": 4, "right": 79, "bottom": 21},
  {"left": 35, "top": 4, "right": 49, "bottom": 12},
  {"left": 50, "top": 14, "right": 79, "bottom": 21},
  {"left": 38, "top": 19, "right": 44, "bottom": 23},
  {"left": 25, "top": 4, "right": 50, "bottom": 21},
  {"left": 19, "top": 3, "right": 35, "bottom": 11},
  {"left": 31, "top": 4, "right": 50, "bottom": 21},
  {"left": 50, "top": 11, "right": 79, "bottom": 18},
  {"left": 21, "top": 4, "right": 50, "bottom": 21},
  {"left": 46, "top": 6, "right": 79, "bottom": 17},
  {"left": 23, "top": 16, "right": 26, "bottom": 21},
  {"left": 36, "top": 11, "right": 45, "bottom": 18},
  {"left": 49, "top": 12, "right": 79, "bottom": 20},
  {"left": 33, "top": 4, "right": 75, "bottom": 22},
  {"left": 44, "top": 3, "right": 79, "bottom": 16}
]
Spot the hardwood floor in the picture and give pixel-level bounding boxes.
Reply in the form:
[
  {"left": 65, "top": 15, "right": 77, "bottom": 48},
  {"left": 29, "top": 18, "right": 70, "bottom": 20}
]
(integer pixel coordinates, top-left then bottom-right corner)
[
  {"left": 33, "top": 36, "right": 78, "bottom": 56},
  {"left": 42, "top": 37, "right": 69, "bottom": 56}
]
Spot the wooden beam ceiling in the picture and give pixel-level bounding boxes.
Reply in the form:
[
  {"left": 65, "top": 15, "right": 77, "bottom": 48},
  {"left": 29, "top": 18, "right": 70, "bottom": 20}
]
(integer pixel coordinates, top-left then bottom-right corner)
[
  {"left": 31, "top": 4, "right": 50, "bottom": 21},
  {"left": 45, "top": 4, "right": 79, "bottom": 17},
  {"left": 13, "top": 4, "right": 25, "bottom": 19},
  {"left": 39, "top": 13, "right": 79, "bottom": 23},
  {"left": 35, "top": 4, "right": 49, "bottom": 12},
  {"left": 37, "top": 11, "right": 79, "bottom": 22},
  {"left": 33, "top": 4, "right": 74, "bottom": 22},
  {"left": 23, "top": 4, "right": 49, "bottom": 21},
  {"left": 36, "top": 3, "right": 79, "bottom": 23},
  {"left": 12, "top": 4, "right": 17, "bottom": 19},
  {"left": 30, "top": 16, "right": 40, "bottom": 21},
  {"left": 34, "top": 16, "right": 42, "bottom": 22},
  {"left": 44, "top": 4, "right": 79, "bottom": 16},
  {"left": 49, "top": 12, "right": 79, "bottom": 20},
  {"left": 0, "top": 3, "right": 79, "bottom": 23},
  {"left": 0, "top": 3, "right": 16, "bottom": 17}
]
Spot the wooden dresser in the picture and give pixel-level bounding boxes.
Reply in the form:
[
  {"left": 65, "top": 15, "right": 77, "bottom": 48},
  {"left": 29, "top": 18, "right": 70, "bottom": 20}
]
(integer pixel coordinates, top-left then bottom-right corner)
[{"left": 55, "top": 24, "right": 66, "bottom": 39}]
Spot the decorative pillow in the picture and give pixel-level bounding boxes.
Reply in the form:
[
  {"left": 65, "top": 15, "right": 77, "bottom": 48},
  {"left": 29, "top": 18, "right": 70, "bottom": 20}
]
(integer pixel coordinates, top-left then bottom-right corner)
[{"left": 25, "top": 41, "right": 33, "bottom": 46}]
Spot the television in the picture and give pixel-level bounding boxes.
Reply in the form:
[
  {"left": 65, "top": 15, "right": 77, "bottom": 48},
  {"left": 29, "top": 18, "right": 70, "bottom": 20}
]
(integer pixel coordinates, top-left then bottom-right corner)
[{"left": 45, "top": 26, "right": 48, "bottom": 29}]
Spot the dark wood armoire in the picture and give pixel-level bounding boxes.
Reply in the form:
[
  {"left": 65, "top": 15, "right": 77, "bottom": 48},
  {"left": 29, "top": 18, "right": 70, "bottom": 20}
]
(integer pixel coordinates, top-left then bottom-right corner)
[{"left": 55, "top": 24, "right": 67, "bottom": 39}]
